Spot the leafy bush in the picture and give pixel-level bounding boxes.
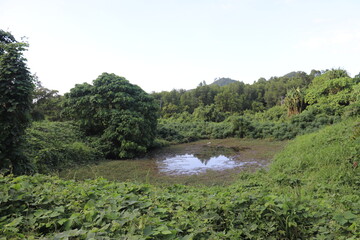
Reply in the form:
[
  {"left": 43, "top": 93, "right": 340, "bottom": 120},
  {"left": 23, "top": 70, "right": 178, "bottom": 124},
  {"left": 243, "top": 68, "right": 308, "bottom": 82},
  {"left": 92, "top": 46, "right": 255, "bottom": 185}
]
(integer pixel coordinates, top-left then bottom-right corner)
[
  {"left": 157, "top": 107, "right": 343, "bottom": 143},
  {"left": 230, "top": 116, "right": 255, "bottom": 138},
  {"left": 248, "top": 105, "right": 287, "bottom": 123},
  {"left": 63, "top": 73, "right": 159, "bottom": 159},
  {"left": 193, "top": 104, "right": 226, "bottom": 122},
  {"left": 23, "top": 121, "right": 102, "bottom": 173},
  {"left": 157, "top": 121, "right": 233, "bottom": 144},
  {"left": 304, "top": 70, "right": 358, "bottom": 117}
]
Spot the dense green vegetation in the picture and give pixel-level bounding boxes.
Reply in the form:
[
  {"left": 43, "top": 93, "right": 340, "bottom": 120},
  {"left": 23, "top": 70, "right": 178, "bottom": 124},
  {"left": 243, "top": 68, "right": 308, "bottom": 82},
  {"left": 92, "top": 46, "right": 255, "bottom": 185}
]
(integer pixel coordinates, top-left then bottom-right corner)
[
  {"left": 31, "top": 77, "right": 63, "bottom": 121},
  {"left": 63, "top": 73, "right": 159, "bottom": 159},
  {"left": 1, "top": 119, "right": 359, "bottom": 239},
  {"left": 153, "top": 69, "right": 359, "bottom": 145},
  {"left": 0, "top": 30, "right": 34, "bottom": 175},
  {"left": 1, "top": 29, "right": 360, "bottom": 238},
  {"left": 23, "top": 121, "right": 102, "bottom": 174},
  {"left": 152, "top": 71, "right": 315, "bottom": 118}
]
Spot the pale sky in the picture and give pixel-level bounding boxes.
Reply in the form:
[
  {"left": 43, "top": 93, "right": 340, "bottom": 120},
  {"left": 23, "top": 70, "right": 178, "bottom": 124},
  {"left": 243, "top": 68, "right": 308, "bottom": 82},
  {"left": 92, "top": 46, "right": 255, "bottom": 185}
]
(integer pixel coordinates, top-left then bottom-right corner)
[{"left": 1, "top": 0, "right": 360, "bottom": 94}]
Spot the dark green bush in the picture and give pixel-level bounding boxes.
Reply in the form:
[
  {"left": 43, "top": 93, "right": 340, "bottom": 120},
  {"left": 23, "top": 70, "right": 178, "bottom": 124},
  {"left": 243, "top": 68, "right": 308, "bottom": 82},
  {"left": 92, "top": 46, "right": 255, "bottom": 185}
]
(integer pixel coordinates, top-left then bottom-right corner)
[
  {"left": 230, "top": 116, "right": 255, "bottom": 138},
  {"left": 208, "top": 122, "right": 233, "bottom": 138},
  {"left": 252, "top": 105, "right": 287, "bottom": 122}
]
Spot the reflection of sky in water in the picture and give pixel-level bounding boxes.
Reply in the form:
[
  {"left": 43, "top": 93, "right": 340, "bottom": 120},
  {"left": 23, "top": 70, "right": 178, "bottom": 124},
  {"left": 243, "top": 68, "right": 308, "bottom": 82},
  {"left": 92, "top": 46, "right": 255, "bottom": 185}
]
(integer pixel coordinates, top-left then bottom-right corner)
[{"left": 157, "top": 154, "right": 254, "bottom": 175}]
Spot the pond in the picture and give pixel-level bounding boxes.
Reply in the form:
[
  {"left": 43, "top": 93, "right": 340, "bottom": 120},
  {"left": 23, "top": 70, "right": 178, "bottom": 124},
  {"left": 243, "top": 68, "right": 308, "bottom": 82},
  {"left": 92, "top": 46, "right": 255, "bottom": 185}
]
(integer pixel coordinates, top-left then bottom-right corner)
[
  {"left": 60, "top": 138, "right": 286, "bottom": 186},
  {"left": 156, "top": 145, "right": 257, "bottom": 174},
  {"left": 158, "top": 154, "right": 257, "bottom": 174}
]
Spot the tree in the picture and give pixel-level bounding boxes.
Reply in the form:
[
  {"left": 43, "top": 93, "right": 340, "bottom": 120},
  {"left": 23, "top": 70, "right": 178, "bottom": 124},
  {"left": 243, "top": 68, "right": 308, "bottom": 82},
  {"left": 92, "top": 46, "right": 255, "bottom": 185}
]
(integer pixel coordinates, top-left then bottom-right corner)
[
  {"left": 31, "top": 77, "right": 63, "bottom": 121},
  {"left": 284, "top": 87, "right": 305, "bottom": 116},
  {"left": 193, "top": 84, "right": 219, "bottom": 106},
  {"left": 193, "top": 104, "right": 225, "bottom": 122},
  {"left": 214, "top": 83, "right": 246, "bottom": 113},
  {"left": 179, "top": 90, "right": 198, "bottom": 113},
  {"left": 305, "top": 69, "right": 351, "bottom": 105},
  {"left": 310, "top": 69, "right": 321, "bottom": 78},
  {"left": 354, "top": 72, "right": 360, "bottom": 82},
  {"left": 64, "top": 73, "right": 159, "bottom": 158},
  {"left": 0, "top": 30, "right": 34, "bottom": 174}
]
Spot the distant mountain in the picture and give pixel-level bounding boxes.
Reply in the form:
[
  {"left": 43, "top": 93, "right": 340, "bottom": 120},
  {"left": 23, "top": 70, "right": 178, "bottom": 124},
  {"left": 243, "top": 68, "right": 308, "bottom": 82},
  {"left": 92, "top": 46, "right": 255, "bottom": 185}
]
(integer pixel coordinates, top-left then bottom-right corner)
[
  {"left": 211, "top": 78, "right": 238, "bottom": 87},
  {"left": 282, "top": 71, "right": 308, "bottom": 79},
  {"left": 283, "top": 71, "right": 298, "bottom": 78}
]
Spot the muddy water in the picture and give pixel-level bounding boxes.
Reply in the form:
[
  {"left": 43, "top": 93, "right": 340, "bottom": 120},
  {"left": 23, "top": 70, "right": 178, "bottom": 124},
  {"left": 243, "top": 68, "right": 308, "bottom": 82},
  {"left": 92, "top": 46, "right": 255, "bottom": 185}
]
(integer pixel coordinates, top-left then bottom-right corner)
[
  {"left": 145, "top": 143, "right": 260, "bottom": 175},
  {"left": 158, "top": 154, "right": 256, "bottom": 175}
]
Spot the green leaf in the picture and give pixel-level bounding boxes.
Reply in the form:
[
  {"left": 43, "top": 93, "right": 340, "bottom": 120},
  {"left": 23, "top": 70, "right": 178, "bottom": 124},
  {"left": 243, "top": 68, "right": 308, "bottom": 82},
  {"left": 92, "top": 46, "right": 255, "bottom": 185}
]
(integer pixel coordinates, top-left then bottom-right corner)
[
  {"left": 154, "top": 208, "right": 167, "bottom": 213},
  {"left": 143, "top": 226, "right": 152, "bottom": 236},
  {"left": 5, "top": 216, "right": 23, "bottom": 227},
  {"left": 334, "top": 214, "right": 348, "bottom": 225},
  {"left": 161, "top": 230, "right": 172, "bottom": 235},
  {"left": 181, "top": 235, "right": 194, "bottom": 240},
  {"left": 343, "top": 211, "right": 357, "bottom": 220},
  {"left": 58, "top": 218, "right": 68, "bottom": 225}
]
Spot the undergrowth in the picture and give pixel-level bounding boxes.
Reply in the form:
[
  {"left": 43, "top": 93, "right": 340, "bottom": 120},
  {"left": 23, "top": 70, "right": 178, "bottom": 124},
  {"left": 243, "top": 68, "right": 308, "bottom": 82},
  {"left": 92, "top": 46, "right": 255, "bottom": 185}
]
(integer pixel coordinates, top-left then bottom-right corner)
[{"left": 23, "top": 121, "right": 102, "bottom": 173}]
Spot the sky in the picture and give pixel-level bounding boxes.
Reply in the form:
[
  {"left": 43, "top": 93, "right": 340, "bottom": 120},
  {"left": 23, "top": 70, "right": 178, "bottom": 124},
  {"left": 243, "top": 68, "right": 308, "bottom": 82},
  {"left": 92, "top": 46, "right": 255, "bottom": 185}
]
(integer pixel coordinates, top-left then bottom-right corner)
[{"left": 1, "top": 0, "right": 360, "bottom": 94}]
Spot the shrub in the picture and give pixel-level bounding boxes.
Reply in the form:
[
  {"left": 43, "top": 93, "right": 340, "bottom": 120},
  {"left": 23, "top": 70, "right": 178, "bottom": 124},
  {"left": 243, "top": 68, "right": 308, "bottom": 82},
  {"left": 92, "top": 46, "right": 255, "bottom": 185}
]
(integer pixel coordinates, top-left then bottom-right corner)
[
  {"left": 156, "top": 121, "right": 234, "bottom": 144},
  {"left": 23, "top": 121, "right": 102, "bottom": 173},
  {"left": 230, "top": 116, "right": 255, "bottom": 138}
]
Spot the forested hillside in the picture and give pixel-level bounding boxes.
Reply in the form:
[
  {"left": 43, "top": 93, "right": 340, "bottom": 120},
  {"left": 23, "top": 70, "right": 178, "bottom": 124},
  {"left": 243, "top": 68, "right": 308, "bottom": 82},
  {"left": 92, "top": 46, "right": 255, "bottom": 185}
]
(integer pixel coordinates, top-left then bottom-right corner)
[{"left": 1, "top": 29, "right": 359, "bottom": 239}]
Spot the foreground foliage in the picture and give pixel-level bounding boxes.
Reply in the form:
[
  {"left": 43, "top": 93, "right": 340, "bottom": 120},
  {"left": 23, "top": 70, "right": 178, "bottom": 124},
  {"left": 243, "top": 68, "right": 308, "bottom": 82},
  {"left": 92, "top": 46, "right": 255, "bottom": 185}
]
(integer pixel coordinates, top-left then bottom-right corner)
[{"left": 1, "top": 119, "right": 359, "bottom": 239}]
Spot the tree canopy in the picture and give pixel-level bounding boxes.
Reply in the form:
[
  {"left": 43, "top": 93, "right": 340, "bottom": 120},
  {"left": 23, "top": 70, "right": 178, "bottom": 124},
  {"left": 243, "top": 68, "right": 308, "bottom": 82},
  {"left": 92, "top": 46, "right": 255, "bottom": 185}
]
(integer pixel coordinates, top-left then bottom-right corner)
[
  {"left": 152, "top": 71, "right": 315, "bottom": 118},
  {"left": 64, "top": 73, "right": 159, "bottom": 158}
]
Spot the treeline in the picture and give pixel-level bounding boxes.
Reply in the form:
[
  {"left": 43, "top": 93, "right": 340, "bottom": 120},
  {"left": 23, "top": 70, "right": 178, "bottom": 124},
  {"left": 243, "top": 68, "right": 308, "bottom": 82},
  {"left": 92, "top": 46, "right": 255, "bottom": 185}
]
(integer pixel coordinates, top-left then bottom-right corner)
[
  {"left": 32, "top": 68, "right": 360, "bottom": 130},
  {"left": 30, "top": 70, "right": 320, "bottom": 122},
  {"left": 151, "top": 70, "right": 319, "bottom": 120},
  {"left": 151, "top": 69, "right": 360, "bottom": 144}
]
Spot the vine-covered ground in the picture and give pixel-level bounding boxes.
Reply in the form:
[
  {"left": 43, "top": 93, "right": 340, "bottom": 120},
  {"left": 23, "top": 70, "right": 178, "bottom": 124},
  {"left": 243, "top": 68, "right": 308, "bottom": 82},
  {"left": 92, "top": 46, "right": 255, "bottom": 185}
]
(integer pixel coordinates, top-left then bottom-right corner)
[{"left": 1, "top": 118, "right": 359, "bottom": 239}]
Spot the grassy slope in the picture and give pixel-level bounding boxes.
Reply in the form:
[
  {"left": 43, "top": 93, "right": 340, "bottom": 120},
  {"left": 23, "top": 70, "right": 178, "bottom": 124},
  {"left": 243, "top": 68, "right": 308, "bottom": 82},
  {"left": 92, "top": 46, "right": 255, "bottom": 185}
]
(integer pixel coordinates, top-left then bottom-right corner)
[
  {"left": 269, "top": 117, "right": 359, "bottom": 189},
  {"left": 1, "top": 118, "right": 359, "bottom": 239}
]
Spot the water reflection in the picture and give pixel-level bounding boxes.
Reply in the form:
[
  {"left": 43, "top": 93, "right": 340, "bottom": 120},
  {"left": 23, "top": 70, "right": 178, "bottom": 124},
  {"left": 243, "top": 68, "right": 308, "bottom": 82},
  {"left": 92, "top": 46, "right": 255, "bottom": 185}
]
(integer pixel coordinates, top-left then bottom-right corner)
[{"left": 157, "top": 154, "right": 255, "bottom": 175}]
